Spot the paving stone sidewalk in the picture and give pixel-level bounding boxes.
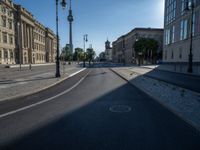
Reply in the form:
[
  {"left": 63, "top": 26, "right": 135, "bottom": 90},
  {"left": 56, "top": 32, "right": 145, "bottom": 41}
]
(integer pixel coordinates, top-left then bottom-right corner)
[
  {"left": 111, "top": 67, "right": 200, "bottom": 132},
  {"left": 0, "top": 67, "right": 84, "bottom": 101}
]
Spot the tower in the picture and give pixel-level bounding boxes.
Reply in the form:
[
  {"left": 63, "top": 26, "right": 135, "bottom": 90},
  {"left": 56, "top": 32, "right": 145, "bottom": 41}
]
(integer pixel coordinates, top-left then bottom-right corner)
[
  {"left": 105, "top": 39, "right": 111, "bottom": 49},
  {"left": 68, "top": 0, "right": 74, "bottom": 54}
]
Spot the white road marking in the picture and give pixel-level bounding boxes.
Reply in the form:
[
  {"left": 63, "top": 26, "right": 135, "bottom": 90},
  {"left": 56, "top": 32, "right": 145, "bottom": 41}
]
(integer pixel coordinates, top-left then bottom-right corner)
[
  {"left": 0, "top": 68, "right": 88, "bottom": 119},
  {"left": 69, "top": 68, "right": 86, "bottom": 77}
]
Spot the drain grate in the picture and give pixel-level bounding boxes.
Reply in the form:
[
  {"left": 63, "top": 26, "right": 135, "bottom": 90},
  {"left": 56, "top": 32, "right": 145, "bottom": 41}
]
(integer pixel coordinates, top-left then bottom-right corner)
[{"left": 109, "top": 105, "right": 132, "bottom": 113}]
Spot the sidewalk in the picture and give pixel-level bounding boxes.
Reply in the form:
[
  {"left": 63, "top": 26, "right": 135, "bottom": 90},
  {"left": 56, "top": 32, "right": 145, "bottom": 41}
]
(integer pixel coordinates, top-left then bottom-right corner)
[
  {"left": 111, "top": 67, "right": 200, "bottom": 132},
  {"left": 9, "top": 63, "right": 55, "bottom": 68},
  {"left": 0, "top": 66, "right": 85, "bottom": 102},
  {"left": 141, "top": 64, "right": 200, "bottom": 77}
]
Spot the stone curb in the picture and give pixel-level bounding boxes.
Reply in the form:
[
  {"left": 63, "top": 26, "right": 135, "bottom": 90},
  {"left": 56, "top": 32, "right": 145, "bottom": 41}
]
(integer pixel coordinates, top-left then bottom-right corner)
[
  {"left": 110, "top": 68, "right": 200, "bottom": 133},
  {"left": 0, "top": 68, "right": 86, "bottom": 102}
]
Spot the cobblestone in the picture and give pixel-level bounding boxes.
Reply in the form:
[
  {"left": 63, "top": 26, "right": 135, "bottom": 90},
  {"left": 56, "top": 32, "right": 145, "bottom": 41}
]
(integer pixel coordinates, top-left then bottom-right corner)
[{"left": 111, "top": 67, "right": 200, "bottom": 131}]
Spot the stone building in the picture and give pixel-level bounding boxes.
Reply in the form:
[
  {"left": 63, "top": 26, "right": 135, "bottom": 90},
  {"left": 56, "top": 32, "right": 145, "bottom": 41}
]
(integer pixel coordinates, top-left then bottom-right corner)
[
  {"left": 112, "top": 28, "right": 163, "bottom": 64},
  {"left": 45, "top": 28, "right": 57, "bottom": 63},
  {"left": 0, "top": 0, "right": 15, "bottom": 64},
  {"left": 163, "top": 0, "right": 200, "bottom": 73},
  {"left": 52, "top": 34, "right": 57, "bottom": 63},
  {"left": 14, "top": 4, "right": 35, "bottom": 64},
  {"left": 0, "top": 0, "right": 57, "bottom": 65},
  {"left": 34, "top": 21, "right": 46, "bottom": 63}
]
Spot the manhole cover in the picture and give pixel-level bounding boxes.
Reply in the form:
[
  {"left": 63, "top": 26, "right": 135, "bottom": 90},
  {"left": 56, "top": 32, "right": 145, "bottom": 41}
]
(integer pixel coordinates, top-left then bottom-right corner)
[{"left": 109, "top": 105, "right": 132, "bottom": 113}]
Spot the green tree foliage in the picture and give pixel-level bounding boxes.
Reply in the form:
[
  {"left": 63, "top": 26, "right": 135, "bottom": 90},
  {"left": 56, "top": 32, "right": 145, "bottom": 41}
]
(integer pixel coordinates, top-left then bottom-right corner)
[
  {"left": 73, "top": 48, "right": 84, "bottom": 63},
  {"left": 99, "top": 52, "right": 106, "bottom": 62},
  {"left": 61, "top": 44, "right": 73, "bottom": 62},
  {"left": 134, "top": 38, "right": 159, "bottom": 64},
  {"left": 86, "top": 48, "right": 96, "bottom": 66}
]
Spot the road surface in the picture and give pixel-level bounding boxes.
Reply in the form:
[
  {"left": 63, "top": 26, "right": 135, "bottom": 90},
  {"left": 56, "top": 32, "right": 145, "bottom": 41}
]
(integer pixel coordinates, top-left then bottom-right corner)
[{"left": 0, "top": 68, "right": 200, "bottom": 150}]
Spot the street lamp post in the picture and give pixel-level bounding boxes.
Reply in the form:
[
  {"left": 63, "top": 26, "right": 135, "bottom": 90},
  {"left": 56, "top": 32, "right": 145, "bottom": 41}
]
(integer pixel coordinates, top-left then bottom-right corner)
[
  {"left": 83, "top": 34, "right": 88, "bottom": 67},
  {"left": 186, "top": 0, "right": 194, "bottom": 73},
  {"left": 55, "top": 0, "right": 67, "bottom": 78}
]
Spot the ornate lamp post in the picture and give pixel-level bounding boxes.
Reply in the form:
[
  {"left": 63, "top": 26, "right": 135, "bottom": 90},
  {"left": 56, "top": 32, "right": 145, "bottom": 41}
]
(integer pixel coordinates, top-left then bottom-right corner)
[
  {"left": 83, "top": 34, "right": 88, "bottom": 67},
  {"left": 55, "top": 0, "right": 67, "bottom": 78},
  {"left": 185, "top": 0, "right": 195, "bottom": 73}
]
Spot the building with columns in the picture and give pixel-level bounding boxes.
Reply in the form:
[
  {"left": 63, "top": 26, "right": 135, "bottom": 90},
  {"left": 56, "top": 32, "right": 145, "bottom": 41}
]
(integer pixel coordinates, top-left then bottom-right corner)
[
  {"left": 34, "top": 21, "right": 46, "bottom": 64},
  {"left": 14, "top": 4, "right": 35, "bottom": 65},
  {"left": 0, "top": 0, "right": 15, "bottom": 64},
  {"left": 53, "top": 35, "right": 57, "bottom": 63},
  {"left": 163, "top": 0, "right": 200, "bottom": 73},
  {"left": 45, "top": 28, "right": 57, "bottom": 63},
  {"left": 112, "top": 28, "right": 163, "bottom": 64},
  {"left": 0, "top": 0, "right": 57, "bottom": 65}
]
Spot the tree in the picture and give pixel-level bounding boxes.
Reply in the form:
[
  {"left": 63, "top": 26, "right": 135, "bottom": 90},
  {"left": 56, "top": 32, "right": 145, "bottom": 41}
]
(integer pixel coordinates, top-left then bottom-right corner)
[
  {"left": 86, "top": 48, "right": 96, "bottom": 66},
  {"left": 134, "top": 38, "right": 158, "bottom": 64},
  {"left": 61, "top": 44, "right": 73, "bottom": 64},
  {"left": 99, "top": 52, "right": 106, "bottom": 62},
  {"left": 73, "top": 48, "right": 84, "bottom": 63}
]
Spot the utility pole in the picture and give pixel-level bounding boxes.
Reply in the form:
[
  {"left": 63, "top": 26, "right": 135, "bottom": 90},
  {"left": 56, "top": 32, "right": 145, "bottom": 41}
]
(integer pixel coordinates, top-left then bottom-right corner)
[{"left": 55, "top": 0, "right": 66, "bottom": 78}]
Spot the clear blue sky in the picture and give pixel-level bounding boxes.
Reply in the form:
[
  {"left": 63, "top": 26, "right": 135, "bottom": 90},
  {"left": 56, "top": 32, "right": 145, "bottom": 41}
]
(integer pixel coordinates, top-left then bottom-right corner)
[{"left": 13, "top": 0, "right": 165, "bottom": 55}]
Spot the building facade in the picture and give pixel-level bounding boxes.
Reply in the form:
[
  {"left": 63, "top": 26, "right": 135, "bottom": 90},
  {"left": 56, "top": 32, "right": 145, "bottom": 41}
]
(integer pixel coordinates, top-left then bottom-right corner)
[
  {"left": 0, "top": 0, "right": 15, "bottom": 64},
  {"left": 34, "top": 21, "right": 46, "bottom": 64},
  {"left": 45, "top": 28, "right": 57, "bottom": 63},
  {"left": 163, "top": 0, "right": 200, "bottom": 73},
  {"left": 112, "top": 28, "right": 163, "bottom": 64},
  {"left": 0, "top": 0, "right": 57, "bottom": 65},
  {"left": 14, "top": 4, "right": 35, "bottom": 64}
]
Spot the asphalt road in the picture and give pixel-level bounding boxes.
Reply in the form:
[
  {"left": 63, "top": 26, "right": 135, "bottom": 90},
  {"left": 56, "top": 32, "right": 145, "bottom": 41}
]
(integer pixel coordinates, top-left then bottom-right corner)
[{"left": 0, "top": 68, "right": 200, "bottom": 150}]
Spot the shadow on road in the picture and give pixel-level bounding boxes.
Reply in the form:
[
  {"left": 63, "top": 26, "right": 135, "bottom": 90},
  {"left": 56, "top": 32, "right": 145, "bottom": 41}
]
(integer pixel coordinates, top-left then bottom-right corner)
[{"left": 2, "top": 68, "right": 200, "bottom": 150}]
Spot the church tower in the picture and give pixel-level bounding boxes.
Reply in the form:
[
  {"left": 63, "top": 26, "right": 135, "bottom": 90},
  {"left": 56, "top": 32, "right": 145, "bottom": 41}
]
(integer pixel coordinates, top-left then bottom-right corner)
[{"left": 105, "top": 39, "right": 111, "bottom": 49}]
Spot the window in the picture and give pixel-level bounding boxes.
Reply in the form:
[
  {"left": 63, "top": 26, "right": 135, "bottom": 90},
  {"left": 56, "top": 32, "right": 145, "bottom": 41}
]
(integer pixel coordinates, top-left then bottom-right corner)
[
  {"left": 2, "top": 17, "right": 6, "bottom": 27},
  {"left": 0, "top": 50, "right": 2, "bottom": 60},
  {"left": 180, "top": 20, "right": 188, "bottom": 40},
  {"left": 181, "top": 0, "right": 196, "bottom": 14},
  {"left": 2, "top": 7, "right": 6, "bottom": 14},
  {"left": 172, "top": 26, "right": 175, "bottom": 43},
  {"left": 8, "top": 10, "right": 12, "bottom": 17},
  {"left": 166, "top": 0, "right": 176, "bottom": 25},
  {"left": 9, "top": 35, "right": 13, "bottom": 44},
  {"left": 181, "top": 0, "right": 186, "bottom": 14},
  {"left": 165, "top": 29, "right": 171, "bottom": 45},
  {"left": 8, "top": 20, "right": 12, "bottom": 30},
  {"left": 3, "top": 33, "right": 7, "bottom": 43},
  {"left": 4, "top": 49, "right": 8, "bottom": 59},
  {"left": 192, "top": 13, "right": 195, "bottom": 36},
  {"left": 10, "top": 50, "right": 13, "bottom": 59}
]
